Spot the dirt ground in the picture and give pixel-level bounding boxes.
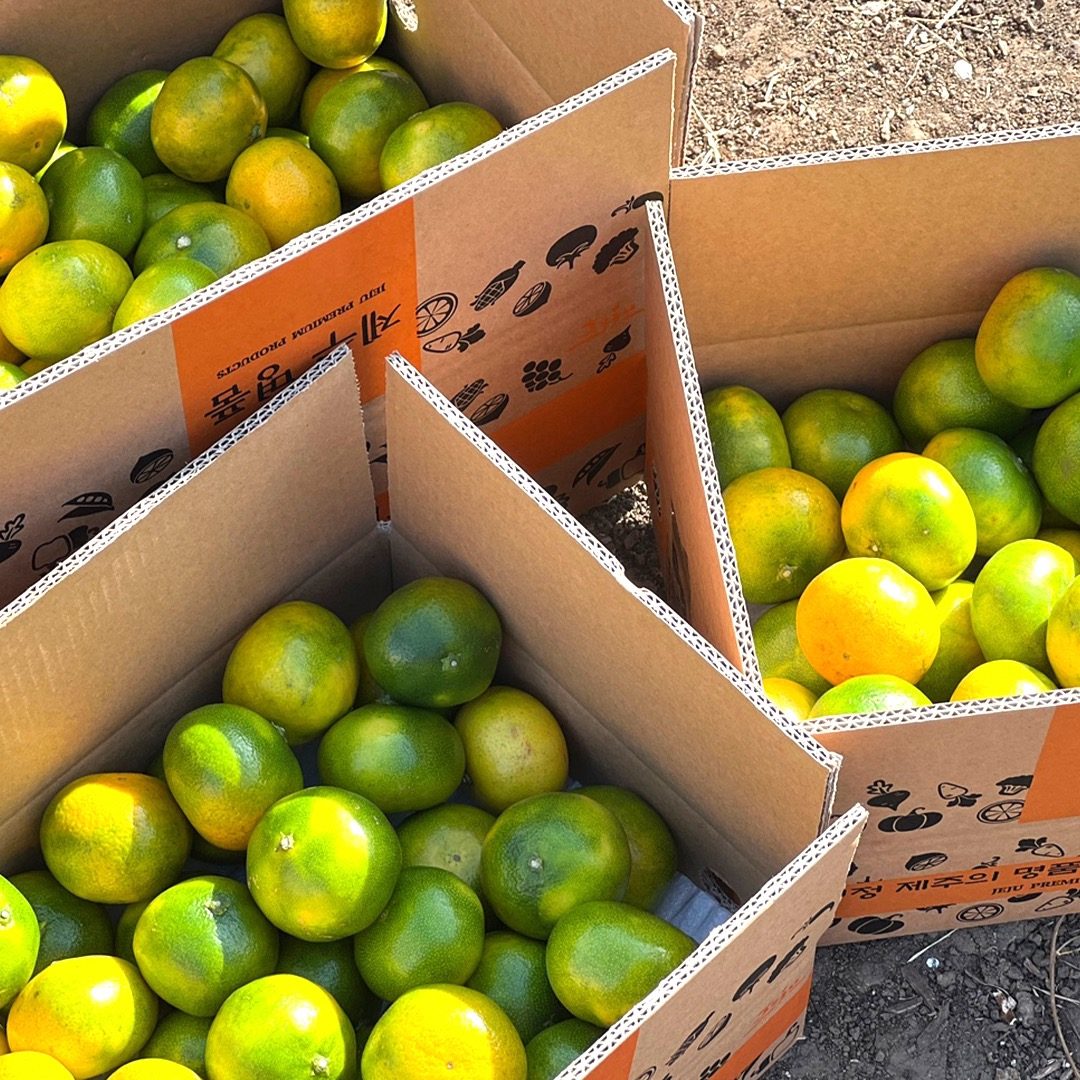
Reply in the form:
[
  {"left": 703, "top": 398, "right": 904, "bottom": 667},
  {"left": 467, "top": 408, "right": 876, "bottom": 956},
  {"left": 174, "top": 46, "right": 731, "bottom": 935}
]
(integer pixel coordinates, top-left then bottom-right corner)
[{"left": 585, "top": 4, "right": 1080, "bottom": 1074}]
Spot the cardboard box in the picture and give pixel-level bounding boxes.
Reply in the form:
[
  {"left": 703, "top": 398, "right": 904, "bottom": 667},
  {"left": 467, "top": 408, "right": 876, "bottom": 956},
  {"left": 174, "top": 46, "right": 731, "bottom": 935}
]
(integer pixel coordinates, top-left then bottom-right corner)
[
  {"left": 0, "top": 0, "right": 699, "bottom": 604},
  {"left": 0, "top": 345, "right": 866, "bottom": 1078},
  {"left": 650, "top": 125, "right": 1080, "bottom": 942}
]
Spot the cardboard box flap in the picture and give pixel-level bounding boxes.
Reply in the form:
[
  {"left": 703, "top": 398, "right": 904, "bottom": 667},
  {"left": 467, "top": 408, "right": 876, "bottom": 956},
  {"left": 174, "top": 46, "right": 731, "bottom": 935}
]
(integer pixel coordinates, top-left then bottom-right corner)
[
  {"left": 669, "top": 124, "right": 1080, "bottom": 402},
  {"left": 564, "top": 806, "right": 866, "bottom": 1079},
  {"left": 0, "top": 350, "right": 373, "bottom": 866},
  {"left": 392, "top": 0, "right": 701, "bottom": 161},
  {"left": 384, "top": 354, "right": 841, "bottom": 900},
  {"left": 642, "top": 201, "right": 757, "bottom": 676}
]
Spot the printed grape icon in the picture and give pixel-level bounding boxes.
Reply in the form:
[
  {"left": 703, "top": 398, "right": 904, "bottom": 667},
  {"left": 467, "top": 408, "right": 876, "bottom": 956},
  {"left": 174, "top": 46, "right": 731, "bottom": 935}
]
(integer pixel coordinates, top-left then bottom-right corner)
[{"left": 521, "top": 357, "right": 569, "bottom": 393}]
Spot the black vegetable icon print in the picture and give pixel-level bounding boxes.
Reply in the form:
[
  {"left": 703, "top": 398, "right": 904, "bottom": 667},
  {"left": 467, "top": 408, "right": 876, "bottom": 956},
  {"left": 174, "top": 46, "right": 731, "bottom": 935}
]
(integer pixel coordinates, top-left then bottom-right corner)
[
  {"left": 938, "top": 782, "right": 981, "bottom": 808},
  {"left": 416, "top": 293, "right": 458, "bottom": 336},
  {"left": 547, "top": 226, "right": 597, "bottom": 271},
  {"left": 513, "top": 281, "right": 551, "bottom": 318},
  {"left": 451, "top": 379, "right": 488, "bottom": 411},
  {"left": 768, "top": 937, "right": 809, "bottom": 983},
  {"left": 521, "top": 358, "right": 569, "bottom": 393},
  {"left": 574, "top": 446, "right": 620, "bottom": 489},
  {"left": 598, "top": 325, "right": 632, "bottom": 373},
  {"left": 1016, "top": 837, "right": 1066, "bottom": 859},
  {"left": 849, "top": 914, "right": 905, "bottom": 935},
  {"left": 593, "top": 227, "right": 640, "bottom": 274},
  {"left": 611, "top": 190, "right": 664, "bottom": 216},
  {"left": 977, "top": 800, "right": 1024, "bottom": 824},
  {"left": 130, "top": 448, "right": 174, "bottom": 485},
  {"left": 733, "top": 955, "right": 776, "bottom": 1000},
  {"left": 423, "top": 324, "right": 485, "bottom": 354},
  {"left": 0, "top": 514, "right": 25, "bottom": 564},
  {"left": 996, "top": 775, "right": 1032, "bottom": 796},
  {"left": 878, "top": 807, "right": 943, "bottom": 833},
  {"left": 866, "top": 780, "right": 910, "bottom": 811},
  {"left": 1035, "top": 892, "right": 1079, "bottom": 912},
  {"left": 470, "top": 394, "right": 509, "bottom": 427},
  {"left": 1007, "top": 892, "right": 1043, "bottom": 904},
  {"left": 473, "top": 261, "right": 525, "bottom": 311},
  {"left": 60, "top": 492, "right": 114, "bottom": 520},
  {"left": 906, "top": 852, "right": 948, "bottom": 873}
]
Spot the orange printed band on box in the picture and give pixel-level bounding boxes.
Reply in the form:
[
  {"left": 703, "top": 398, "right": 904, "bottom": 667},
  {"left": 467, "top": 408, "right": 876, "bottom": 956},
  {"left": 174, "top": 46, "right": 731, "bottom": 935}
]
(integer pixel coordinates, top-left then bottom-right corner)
[
  {"left": 495, "top": 352, "right": 647, "bottom": 477},
  {"left": 840, "top": 855, "right": 1080, "bottom": 918},
  {"left": 172, "top": 201, "right": 419, "bottom": 455},
  {"left": 1021, "top": 703, "right": 1080, "bottom": 824}
]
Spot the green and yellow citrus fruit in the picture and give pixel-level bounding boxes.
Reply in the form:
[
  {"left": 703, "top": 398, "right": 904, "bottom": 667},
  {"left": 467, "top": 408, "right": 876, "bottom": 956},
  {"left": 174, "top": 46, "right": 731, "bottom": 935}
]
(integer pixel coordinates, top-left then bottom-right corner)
[
  {"left": 223, "top": 600, "right": 359, "bottom": 745},
  {"left": 380, "top": 102, "right": 503, "bottom": 188},
  {"left": 467, "top": 931, "right": 566, "bottom": 1043},
  {"left": 0, "top": 875, "right": 39, "bottom": 1009},
  {"left": 398, "top": 802, "right": 495, "bottom": 900},
  {"left": 134, "top": 875, "right": 279, "bottom": 1016},
  {"left": 362, "top": 984, "right": 527, "bottom": 1080},
  {"left": 702, "top": 385, "right": 790, "bottom": 487},
  {"left": 1048, "top": 578, "right": 1080, "bottom": 687},
  {"left": 762, "top": 676, "right": 819, "bottom": 722},
  {"left": 0, "top": 57, "right": 67, "bottom": 174},
  {"left": 481, "top": 792, "right": 631, "bottom": 940},
  {"left": 134, "top": 202, "right": 270, "bottom": 279},
  {"left": 892, "top": 337, "right": 1029, "bottom": 449},
  {"left": 976, "top": 266, "right": 1080, "bottom": 408},
  {"left": 354, "top": 866, "right": 485, "bottom": 1001},
  {"left": 525, "top": 1019, "right": 604, "bottom": 1080},
  {"left": 246, "top": 785, "right": 401, "bottom": 941},
  {"left": 226, "top": 137, "right": 341, "bottom": 249},
  {"left": 113, "top": 902, "right": 149, "bottom": 967},
  {"left": 0, "top": 361, "right": 27, "bottom": 390},
  {"left": 142, "top": 173, "right": 219, "bottom": 228},
  {"left": 751, "top": 600, "right": 831, "bottom": 695},
  {"left": 276, "top": 935, "right": 379, "bottom": 1027},
  {"left": 1039, "top": 529, "right": 1080, "bottom": 565},
  {"left": 916, "top": 581, "right": 984, "bottom": 702},
  {"left": 349, "top": 612, "right": 385, "bottom": 704},
  {"left": 808, "top": 674, "right": 931, "bottom": 718},
  {"left": 0, "top": 1052, "right": 73, "bottom": 1079},
  {"left": 284, "top": 0, "right": 388, "bottom": 69},
  {"left": 86, "top": 70, "right": 166, "bottom": 176},
  {"left": 205, "top": 974, "right": 356, "bottom": 1080},
  {"left": 309, "top": 69, "right": 428, "bottom": 199},
  {"left": 141, "top": 1013, "right": 212, "bottom": 1076},
  {"left": 108, "top": 1061, "right": 200, "bottom": 1079},
  {"left": 723, "top": 466, "right": 844, "bottom": 604},
  {"left": 318, "top": 702, "right": 465, "bottom": 813},
  {"left": 971, "top": 539, "right": 1076, "bottom": 675},
  {"left": 0, "top": 240, "right": 132, "bottom": 361},
  {"left": 151, "top": 57, "right": 267, "bottom": 183},
  {"left": 455, "top": 686, "right": 569, "bottom": 812},
  {"left": 113, "top": 258, "right": 218, "bottom": 332},
  {"left": 782, "top": 388, "right": 903, "bottom": 500},
  {"left": 299, "top": 56, "right": 414, "bottom": 132},
  {"left": 797, "top": 557, "right": 939, "bottom": 685},
  {"left": 214, "top": 13, "right": 312, "bottom": 127},
  {"left": 1034, "top": 391, "right": 1080, "bottom": 525},
  {"left": 7, "top": 956, "right": 157, "bottom": 1079},
  {"left": 163, "top": 701, "right": 303, "bottom": 851},
  {"left": 577, "top": 786, "right": 677, "bottom": 911},
  {"left": 923, "top": 428, "right": 1042, "bottom": 556},
  {"left": 364, "top": 577, "right": 502, "bottom": 709},
  {"left": 842, "top": 452, "right": 977, "bottom": 590},
  {"left": 8, "top": 871, "right": 112, "bottom": 977},
  {"left": 40, "top": 773, "right": 191, "bottom": 904},
  {"left": 0, "top": 162, "right": 48, "bottom": 276},
  {"left": 951, "top": 659, "right": 1057, "bottom": 701},
  {"left": 546, "top": 900, "right": 694, "bottom": 1027}
]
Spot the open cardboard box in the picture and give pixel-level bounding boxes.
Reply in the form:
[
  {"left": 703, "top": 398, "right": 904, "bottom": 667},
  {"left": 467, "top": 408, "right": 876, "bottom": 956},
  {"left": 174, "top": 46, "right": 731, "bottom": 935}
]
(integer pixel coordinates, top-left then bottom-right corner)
[
  {"left": 0, "top": 346, "right": 866, "bottom": 1078},
  {"left": 645, "top": 124, "right": 1080, "bottom": 943},
  {"left": 0, "top": 0, "right": 701, "bottom": 605}
]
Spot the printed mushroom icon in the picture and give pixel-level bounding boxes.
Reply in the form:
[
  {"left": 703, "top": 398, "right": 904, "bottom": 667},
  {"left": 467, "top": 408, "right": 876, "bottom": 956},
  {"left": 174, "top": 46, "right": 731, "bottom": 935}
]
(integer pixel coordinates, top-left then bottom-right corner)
[{"left": 546, "top": 226, "right": 597, "bottom": 271}]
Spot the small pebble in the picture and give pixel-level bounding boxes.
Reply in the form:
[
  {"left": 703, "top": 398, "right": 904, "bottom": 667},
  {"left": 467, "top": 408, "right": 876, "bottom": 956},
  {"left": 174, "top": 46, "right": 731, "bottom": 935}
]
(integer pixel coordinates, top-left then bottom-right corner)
[{"left": 954, "top": 58, "right": 974, "bottom": 81}]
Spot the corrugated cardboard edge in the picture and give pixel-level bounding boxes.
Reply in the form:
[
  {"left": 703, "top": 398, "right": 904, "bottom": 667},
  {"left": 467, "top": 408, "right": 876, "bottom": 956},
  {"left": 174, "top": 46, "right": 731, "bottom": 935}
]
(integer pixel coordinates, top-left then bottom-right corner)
[
  {"left": 384, "top": 352, "right": 842, "bottom": 779},
  {"left": 672, "top": 121, "right": 1080, "bottom": 178},
  {"left": 0, "top": 347, "right": 365, "bottom": 625},
  {"left": 561, "top": 806, "right": 868, "bottom": 1078},
  {"left": 659, "top": 0, "right": 703, "bottom": 164},
  {"left": 0, "top": 49, "right": 679, "bottom": 411},
  {"left": 644, "top": 200, "right": 761, "bottom": 680}
]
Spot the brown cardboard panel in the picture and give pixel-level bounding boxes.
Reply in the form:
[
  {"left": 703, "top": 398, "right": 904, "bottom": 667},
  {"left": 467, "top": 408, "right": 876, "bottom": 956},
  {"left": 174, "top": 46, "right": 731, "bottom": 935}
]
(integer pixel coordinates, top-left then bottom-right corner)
[
  {"left": 569, "top": 807, "right": 866, "bottom": 1079},
  {"left": 0, "top": 353, "right": 372, "bottom": 867},
  {"left": 0, "top": 328, "right": 188, "bottom": 605},
  {"left": 392, "top": 0, "right": 700, "bottom": 160},
  {"left": 669, "top": 128, "right": 1080, "bottom": 361},
  {"left": 643, "top": 203, "right": 751, "bottom": 671},
  {"left": 384, "top": 355, "right": 840, "bottom": 900}
]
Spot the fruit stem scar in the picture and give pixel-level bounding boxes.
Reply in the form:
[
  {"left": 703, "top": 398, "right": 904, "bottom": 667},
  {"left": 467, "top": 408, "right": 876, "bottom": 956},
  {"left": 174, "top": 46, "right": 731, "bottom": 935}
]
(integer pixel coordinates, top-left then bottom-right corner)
[
  {"left": 529, "top": 856, "right": 543, "bottom": 871},
  {"left": 278, "top": 834, "right": 295, "bottom": 852}
]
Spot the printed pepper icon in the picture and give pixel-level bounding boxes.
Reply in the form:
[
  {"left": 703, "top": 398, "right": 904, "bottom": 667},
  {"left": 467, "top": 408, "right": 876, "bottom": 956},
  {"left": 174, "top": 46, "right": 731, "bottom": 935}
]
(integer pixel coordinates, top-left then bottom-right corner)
[{"left": 0, "top": 514, "right": 25, "bottom": 564}]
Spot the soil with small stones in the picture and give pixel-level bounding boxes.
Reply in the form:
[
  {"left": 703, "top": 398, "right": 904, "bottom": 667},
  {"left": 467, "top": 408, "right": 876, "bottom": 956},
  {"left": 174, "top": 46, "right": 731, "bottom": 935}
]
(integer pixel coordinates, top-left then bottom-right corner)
[{"left": 588, "top": 4, "right": 1078, "bottom": 1073}]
